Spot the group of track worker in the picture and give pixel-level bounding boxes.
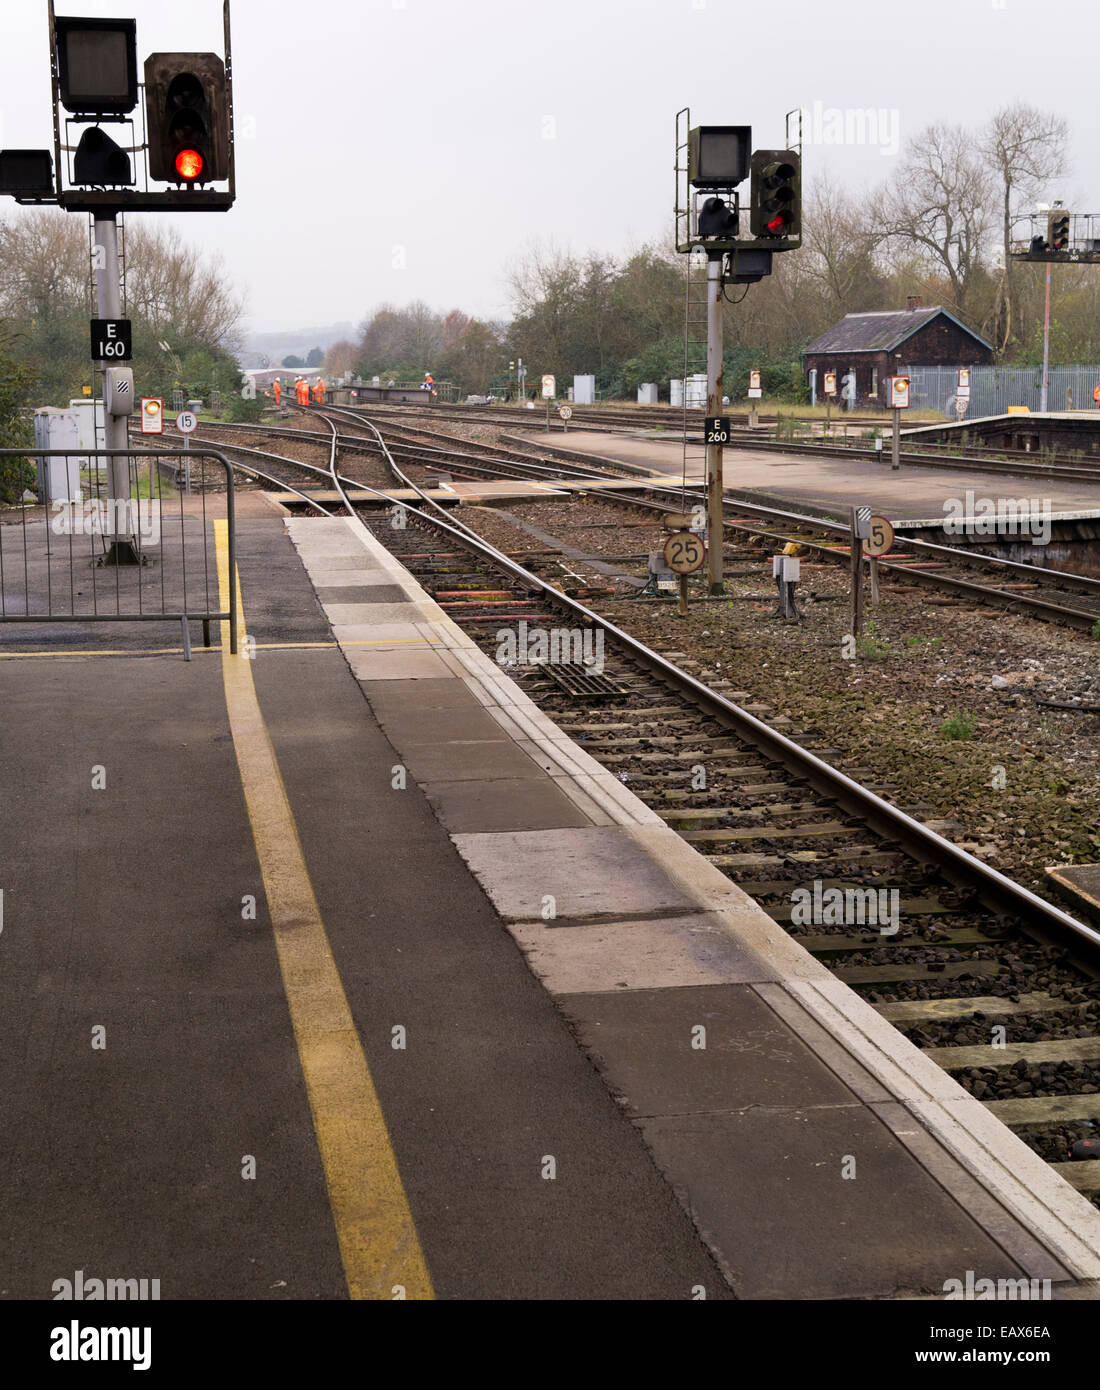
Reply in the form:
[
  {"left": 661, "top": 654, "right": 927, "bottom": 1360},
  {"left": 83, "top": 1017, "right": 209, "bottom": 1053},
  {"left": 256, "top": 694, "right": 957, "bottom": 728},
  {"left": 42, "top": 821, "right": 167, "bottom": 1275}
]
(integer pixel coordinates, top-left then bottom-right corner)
[{"left": 262, "top": 377, "right": 325, "bottom": 406}]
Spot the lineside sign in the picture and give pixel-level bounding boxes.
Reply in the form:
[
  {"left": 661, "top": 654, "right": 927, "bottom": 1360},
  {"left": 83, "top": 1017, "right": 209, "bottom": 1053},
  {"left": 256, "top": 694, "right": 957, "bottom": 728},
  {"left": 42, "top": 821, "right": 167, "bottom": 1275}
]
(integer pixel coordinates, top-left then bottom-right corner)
[{"left": 91, "top": 317, "right": 132, "bottom": 361}]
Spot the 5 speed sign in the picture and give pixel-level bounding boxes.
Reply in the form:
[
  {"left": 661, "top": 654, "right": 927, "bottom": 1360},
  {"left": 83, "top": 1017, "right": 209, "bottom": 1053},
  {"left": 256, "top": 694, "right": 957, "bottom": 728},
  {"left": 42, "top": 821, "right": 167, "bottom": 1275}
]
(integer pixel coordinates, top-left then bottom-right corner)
[{"left": 864, "top": 515, "right": 895, "bottom": 557}]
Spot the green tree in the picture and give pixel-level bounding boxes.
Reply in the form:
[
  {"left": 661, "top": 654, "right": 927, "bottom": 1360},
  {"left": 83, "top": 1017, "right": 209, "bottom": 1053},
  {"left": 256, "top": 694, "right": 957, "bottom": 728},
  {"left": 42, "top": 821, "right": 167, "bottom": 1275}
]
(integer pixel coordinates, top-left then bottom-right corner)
[{"left": 0, "top": 322, "right": 36, "bottom": 503}]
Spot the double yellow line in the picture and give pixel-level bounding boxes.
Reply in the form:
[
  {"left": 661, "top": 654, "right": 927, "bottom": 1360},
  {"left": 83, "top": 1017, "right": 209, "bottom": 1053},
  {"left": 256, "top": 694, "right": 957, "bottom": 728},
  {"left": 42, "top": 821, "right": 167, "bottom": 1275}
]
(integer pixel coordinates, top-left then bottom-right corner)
[{"left": 214, "top": 520, "right": 433, "bottom": 1300}]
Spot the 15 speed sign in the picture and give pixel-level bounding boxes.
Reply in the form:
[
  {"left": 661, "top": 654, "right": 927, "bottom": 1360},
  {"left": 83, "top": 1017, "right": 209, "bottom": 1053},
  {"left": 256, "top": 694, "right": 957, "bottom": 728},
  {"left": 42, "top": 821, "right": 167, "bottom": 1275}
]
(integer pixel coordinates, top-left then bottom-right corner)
[{"left": 864, "top": 515, "right": 895, "bottom": 557}]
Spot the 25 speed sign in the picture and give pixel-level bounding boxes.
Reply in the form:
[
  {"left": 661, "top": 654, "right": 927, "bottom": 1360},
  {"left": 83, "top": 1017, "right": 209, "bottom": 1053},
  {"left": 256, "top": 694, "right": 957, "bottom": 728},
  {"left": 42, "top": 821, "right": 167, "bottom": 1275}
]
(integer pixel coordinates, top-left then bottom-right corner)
[{"left": 663, "top": 530, "right": 706, "bottom": 575}]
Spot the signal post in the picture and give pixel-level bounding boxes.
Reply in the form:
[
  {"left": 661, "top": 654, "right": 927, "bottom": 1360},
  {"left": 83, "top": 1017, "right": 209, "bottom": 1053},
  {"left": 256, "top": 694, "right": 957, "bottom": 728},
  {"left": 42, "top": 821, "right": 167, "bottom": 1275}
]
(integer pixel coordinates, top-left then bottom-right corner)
[
  {"left": 675, "top": 113, "right": 802, "bottom": 592},
  {"left": 0, "top": 3, "right": 235, "bottom": 564}
]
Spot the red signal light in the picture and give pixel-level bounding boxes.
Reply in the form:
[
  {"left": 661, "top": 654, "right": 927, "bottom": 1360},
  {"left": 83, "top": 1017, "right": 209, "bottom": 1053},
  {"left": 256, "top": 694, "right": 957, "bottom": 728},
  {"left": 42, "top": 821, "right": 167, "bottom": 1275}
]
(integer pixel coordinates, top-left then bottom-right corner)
[
  {"left": 767, "top": 214, "right": 788, "bottom": 233},
  {"left": 175, "top": 148, "right": 203, "bottom": 181}
]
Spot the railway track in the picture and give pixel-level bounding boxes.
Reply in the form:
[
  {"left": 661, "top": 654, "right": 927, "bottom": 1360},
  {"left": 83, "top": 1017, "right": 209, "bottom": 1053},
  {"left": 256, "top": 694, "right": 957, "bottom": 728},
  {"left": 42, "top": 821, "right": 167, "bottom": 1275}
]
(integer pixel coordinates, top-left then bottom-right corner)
[
  {"left": 340, "top": 398, "right": 1100, "bottom": 479},
  {"left": 163, "top": 414, "right": 1100, "bottom": 633},
  {"left": 288, "top": 409, "right": 1100, "bottom": 634},
  {"left": 193, "top": 408, "right": 1100, "bottom": 1206},
  {"left": 212, "top": 409, "right": 1100, "bottom": 1205}
]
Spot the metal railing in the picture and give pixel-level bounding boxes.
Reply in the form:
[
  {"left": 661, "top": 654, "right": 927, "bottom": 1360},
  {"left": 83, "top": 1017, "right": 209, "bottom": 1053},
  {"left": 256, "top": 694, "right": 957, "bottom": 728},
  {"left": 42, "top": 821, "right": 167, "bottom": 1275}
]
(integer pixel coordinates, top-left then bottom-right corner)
[{"left": 0, "top": 446, "right": 237, "bottom": 660}]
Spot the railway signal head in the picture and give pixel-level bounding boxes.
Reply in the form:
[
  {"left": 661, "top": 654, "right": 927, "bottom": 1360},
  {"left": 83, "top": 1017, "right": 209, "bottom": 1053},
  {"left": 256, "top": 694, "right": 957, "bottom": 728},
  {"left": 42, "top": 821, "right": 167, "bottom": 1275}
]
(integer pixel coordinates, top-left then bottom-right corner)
[
  {"left": 750, "top": 149, "right": 801, "bottom": 239},
  {"left": 1048, "top": 209, "right": 1070, "bottom": 253},
  {"left": 144, "top": 53, "right": 229, "bottom": 185},
  {"left": 54, "top": 17, "right": 138, "bottom": 119},
  {"left": 0, "top": 150, "right": 55, "bottom": 199},
  {"left": 72, "top": 127, "right": 133, "bottom": 186},
  {"left": 697, "top": 195, "right": 738, "bottom": 240},
  {"left": 688, "top": 126, "right": 751, "bottom": 188}
]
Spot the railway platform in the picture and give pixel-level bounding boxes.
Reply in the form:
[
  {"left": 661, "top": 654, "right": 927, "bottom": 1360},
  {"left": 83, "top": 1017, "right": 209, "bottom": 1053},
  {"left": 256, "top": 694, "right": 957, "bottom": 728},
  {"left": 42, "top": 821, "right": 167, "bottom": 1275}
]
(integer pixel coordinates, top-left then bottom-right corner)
[
  {"left": 3, "top": 499, "right": 1100, "bottom": 1302},
  {"left": 522, "top": 430, "right": 1100, "bottom": 522}
]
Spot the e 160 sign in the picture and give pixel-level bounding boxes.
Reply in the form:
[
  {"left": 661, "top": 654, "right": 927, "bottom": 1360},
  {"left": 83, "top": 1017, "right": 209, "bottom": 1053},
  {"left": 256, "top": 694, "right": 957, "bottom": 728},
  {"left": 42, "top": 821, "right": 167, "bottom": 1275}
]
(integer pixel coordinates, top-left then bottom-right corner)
[{"left": 90, "top": 318, "right": 132, "bottom": 361}]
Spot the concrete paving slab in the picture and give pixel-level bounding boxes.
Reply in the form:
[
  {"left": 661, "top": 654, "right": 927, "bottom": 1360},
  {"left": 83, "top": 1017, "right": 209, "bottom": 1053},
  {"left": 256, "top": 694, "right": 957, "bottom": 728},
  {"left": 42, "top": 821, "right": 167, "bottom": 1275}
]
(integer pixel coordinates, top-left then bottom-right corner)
[
  {"left": 323, "top": 601, "right": 435, "bottom": 627},
  {"left": 374, "top": 703, "right": 521, "bottom": 746},
  {"left": 300, "top": 556, "right": 389, "bottom": 574},
  {"left": 362, "top": 677, "right": 484, "bottom": 715},
  {"left": 350, "top": 648, "right": 456, "bottom": 680},
  {"left": 398, "top": 737, "right": 547, "bottom": 784},
  {"left": 559, "top": 984, "right": 858, "bottom": 1115},
  {"left": 333, "top": 622, "right": 429, "bottom": 647},
  {"left": 315, "top": 584, "right": 411, "bottom": 604},
  {"left": 872, "top": 1099, "right": 1070, "bottom": 1284},
  {"left": 510, "top": 915, "right": 783, "bottom": 994},
  {"left": 422, "top": 777, "right": 596, "bottom": 833},
  {"left": 637, "top": 1107, "right": 1026, "bottom": 1298},
  {"left": 452, "top": 827, "right": 703, "bottom": 922}
]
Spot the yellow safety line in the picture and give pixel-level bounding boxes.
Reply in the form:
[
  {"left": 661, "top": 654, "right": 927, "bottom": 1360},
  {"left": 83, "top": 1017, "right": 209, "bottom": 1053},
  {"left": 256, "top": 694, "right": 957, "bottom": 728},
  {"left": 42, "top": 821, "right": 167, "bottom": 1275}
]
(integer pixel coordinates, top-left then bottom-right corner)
[{"left": 213, "top": 519, "right": 434, "bottom": 1301}]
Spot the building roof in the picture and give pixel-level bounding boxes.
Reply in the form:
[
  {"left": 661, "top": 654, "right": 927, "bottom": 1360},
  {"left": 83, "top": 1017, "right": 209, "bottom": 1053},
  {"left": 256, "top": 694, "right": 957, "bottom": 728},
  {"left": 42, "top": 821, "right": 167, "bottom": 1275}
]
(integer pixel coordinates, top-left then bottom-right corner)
[{"left": 802, "top": 306, "right": 993, "bottom": 356}]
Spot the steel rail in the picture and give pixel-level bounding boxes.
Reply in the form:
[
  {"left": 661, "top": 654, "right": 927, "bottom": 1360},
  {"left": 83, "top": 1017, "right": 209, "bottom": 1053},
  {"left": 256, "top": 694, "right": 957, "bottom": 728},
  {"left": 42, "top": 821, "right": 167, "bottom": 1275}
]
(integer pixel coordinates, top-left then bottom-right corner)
[
  {"left": 184, "top": 410, "right": 1099, "bottom": 633},
  {"left": 292, "top": 406, "right": 1100, "bottom": 953}
]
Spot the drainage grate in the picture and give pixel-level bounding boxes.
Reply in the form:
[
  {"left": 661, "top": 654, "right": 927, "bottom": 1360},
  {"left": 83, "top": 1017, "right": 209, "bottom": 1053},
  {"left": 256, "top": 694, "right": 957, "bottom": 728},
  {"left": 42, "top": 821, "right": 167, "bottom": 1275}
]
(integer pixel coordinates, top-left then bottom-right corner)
[{"left": 538, "top": 663, "right": 630, "bottom": 699}]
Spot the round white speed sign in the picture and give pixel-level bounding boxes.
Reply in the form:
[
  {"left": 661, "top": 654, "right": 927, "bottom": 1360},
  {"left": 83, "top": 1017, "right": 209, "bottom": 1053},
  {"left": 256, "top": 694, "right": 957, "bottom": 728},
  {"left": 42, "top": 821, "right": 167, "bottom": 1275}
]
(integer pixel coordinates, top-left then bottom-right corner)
[
  {"left": 864, "top": 514, "right": 895, "bottom": 557},
  {"left": 558, "top": 404, "right": 573, "bottom": 421},
  {"left": 175, "top": 410, "right": 198, "bottom": 434}
]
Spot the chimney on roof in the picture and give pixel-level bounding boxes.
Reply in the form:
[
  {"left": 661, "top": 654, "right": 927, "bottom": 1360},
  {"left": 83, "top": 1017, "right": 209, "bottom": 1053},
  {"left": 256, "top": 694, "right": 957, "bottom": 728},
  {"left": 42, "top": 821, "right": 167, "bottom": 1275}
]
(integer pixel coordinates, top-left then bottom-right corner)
[{"left": 906, "top": 295, "right": 923, "bottom": 312}]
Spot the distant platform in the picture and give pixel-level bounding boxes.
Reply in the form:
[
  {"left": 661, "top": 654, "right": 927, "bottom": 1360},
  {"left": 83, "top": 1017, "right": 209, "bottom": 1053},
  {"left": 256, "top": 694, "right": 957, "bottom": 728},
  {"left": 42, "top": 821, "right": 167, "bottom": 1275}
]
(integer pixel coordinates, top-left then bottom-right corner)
[
  {"left": 515, "top": 431, "right": 1100, "bottom": 522},
  {"left": 907, "top": 412, "right": 1100, "bottom": 454}
]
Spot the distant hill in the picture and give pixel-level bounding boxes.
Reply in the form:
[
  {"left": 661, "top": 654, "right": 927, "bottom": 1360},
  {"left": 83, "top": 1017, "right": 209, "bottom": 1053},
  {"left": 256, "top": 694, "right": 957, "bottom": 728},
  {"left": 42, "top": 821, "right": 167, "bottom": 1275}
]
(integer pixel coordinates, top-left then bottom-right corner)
[{"left": 240, "top": 322, "right": 356, "bottom": 368}]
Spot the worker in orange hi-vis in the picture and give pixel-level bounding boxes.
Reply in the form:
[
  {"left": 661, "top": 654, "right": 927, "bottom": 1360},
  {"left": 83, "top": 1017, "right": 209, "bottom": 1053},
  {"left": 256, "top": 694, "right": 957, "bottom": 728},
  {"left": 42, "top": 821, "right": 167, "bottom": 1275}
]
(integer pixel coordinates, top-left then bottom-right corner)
[
  {"left": 273, "top": 379, "right": 281, "bottom": 406},
  {"left": 297, "top": 379, "right": 307, "bottom": 406},
  {"left": 1093, "top": 382, "right": 1100, "bottom": 408},
  {"left": 315, "top": 378, "right": 325, "bottom": 404}
]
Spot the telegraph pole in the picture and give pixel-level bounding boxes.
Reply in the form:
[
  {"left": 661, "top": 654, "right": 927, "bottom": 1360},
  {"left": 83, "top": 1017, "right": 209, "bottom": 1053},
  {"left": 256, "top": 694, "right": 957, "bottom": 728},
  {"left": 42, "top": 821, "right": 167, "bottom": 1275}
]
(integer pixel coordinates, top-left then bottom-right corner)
[{"left": 706, "top": 252, "right": 724, "bottom": 592}]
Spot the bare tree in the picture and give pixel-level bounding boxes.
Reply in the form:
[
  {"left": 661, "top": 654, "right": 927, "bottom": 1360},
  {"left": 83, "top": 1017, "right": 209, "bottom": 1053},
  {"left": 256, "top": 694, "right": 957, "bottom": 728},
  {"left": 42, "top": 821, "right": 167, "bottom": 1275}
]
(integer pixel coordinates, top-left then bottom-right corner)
[
  {"left": 800, "top": 175, "right": 883, "bottom": 317},
  {"left": 0, "top": 209, "right": 87, "bottom": 320},
  {"left": 126, "top": 223, "right": 243, "bottom": 352},
  {"left": 980, "top": 103, "right": 1068, "bottom": 350},
  {"left": 871, "top": 124, "right": 994, "bottom": 321}
]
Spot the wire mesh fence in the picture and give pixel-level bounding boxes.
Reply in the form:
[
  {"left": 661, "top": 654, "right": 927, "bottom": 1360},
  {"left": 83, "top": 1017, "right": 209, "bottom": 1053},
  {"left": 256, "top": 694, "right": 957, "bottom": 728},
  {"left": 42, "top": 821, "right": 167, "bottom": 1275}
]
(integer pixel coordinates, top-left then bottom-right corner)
[{"left": 0, "top": 446, "right": 237, "bottom": 660}]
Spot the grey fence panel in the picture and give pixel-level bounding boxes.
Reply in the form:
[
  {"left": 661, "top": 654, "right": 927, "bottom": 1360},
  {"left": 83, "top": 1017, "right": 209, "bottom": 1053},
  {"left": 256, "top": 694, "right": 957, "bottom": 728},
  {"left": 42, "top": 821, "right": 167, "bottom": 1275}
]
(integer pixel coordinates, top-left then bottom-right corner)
[
  {"left": 901, "top": 364, "right": 1100, "bottom": 417},
  {"left": 0, "top": 446, "right": 237, "bottom": 660}
]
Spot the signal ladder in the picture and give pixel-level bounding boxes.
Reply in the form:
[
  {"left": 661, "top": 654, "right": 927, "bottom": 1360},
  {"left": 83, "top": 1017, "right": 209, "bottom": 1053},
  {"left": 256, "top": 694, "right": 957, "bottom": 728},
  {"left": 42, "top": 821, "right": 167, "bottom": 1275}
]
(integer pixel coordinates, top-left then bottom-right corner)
[{"left": 680, "top": 249, "right": 708, "bottom": 496}]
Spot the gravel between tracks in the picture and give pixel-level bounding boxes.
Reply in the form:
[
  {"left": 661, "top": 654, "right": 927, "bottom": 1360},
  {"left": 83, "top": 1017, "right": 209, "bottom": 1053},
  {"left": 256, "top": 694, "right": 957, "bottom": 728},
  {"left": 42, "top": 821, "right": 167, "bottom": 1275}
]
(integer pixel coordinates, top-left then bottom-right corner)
[{"left": 454, "top": 495, "right": 1100, "bottom": 899}]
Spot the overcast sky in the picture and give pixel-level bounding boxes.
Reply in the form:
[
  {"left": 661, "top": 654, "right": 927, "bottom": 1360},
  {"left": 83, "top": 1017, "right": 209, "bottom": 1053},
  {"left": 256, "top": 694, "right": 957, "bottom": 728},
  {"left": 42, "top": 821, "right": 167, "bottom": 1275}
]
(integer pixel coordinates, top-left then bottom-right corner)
[{"left": 0, "top": 0, "right": 1091, "bottom": 335}]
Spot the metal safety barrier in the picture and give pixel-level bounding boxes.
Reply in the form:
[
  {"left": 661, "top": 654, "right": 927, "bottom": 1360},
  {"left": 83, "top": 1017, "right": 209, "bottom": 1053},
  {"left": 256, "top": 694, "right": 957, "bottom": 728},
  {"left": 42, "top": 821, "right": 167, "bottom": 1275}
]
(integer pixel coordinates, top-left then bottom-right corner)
[{"left": 0, "top": 446, "right": 237, "bottom": 660}]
